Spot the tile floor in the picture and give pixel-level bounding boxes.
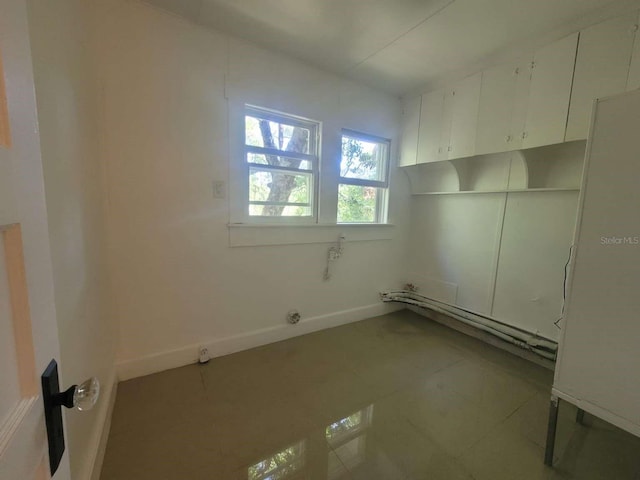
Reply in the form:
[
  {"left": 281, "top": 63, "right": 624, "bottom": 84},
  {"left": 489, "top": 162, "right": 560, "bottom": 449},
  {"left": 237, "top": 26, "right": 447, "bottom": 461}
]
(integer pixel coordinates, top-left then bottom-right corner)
[{"left": 101, "top": 310, "right": 640, "bottom": 480}]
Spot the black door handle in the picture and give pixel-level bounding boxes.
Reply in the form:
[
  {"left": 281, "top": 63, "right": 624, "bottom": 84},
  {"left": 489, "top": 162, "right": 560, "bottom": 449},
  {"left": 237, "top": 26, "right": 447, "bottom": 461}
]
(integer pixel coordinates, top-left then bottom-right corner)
[{"left": 41, "top": 359, "right": 99, "bottom": 475}]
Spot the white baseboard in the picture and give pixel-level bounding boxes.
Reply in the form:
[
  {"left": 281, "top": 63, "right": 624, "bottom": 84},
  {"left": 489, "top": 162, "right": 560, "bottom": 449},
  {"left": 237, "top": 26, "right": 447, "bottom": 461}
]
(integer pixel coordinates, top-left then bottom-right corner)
[
  {"left": 117, "top": 303, "right": 402, "bottom": 381},
  {"left": 88, "top": 370, "right": 118, "bottom": 480}
]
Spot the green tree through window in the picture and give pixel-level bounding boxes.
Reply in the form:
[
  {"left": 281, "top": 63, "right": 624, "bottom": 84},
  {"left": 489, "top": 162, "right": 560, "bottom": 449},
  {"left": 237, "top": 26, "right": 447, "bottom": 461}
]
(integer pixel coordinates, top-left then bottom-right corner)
[
  {"left": 245, "top": 106, "right": 318, "bottom": 219},
  {"left": 338, "top": 131, "right": 390, "bottom": 223}
]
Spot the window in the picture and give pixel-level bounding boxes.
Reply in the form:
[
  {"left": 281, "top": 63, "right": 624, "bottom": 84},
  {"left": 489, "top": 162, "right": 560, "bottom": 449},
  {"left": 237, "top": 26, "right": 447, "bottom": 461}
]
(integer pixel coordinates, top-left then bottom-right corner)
[
  {"left": 244, "top": 105, "right": 319, "bottom": 221},
  {"left": 338, "top": 130, "right": 390, "bottom": 223},
  {"left": 248, "top": 440, "right": 306, "bottom": 480},
  {"left": 237, "top": 106, "right": 392, "bottom": 231},
  {"left": 325, "top": 406, "right": 373, "bottom": 471}
]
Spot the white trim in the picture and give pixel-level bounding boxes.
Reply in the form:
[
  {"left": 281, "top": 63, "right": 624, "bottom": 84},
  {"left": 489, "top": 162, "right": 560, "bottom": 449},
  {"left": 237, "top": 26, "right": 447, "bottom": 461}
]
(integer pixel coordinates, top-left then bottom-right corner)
[
  {"left": 84, "top": 369, "right": 117, "bottom": 480},
  {"left": 228, "top": 222, "right": 395, "bottom": 247},
  {"left": 116, "top": 303, "right": 403, "bottom": 381}
]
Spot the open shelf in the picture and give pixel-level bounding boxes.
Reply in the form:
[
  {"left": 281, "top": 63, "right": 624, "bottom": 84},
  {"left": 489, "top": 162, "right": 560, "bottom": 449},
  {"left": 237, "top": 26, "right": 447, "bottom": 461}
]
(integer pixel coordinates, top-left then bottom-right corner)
[
  {"left": 403, "top": 141, "right": 586, "bottom": 195},
  {"left": 413, "top": 187, "right": 580, "bottom": 196}
]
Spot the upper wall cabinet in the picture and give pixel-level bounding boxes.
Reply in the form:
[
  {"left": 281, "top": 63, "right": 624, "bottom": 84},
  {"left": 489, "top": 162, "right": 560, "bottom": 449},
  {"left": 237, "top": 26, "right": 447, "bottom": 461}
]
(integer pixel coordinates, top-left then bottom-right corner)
[
  {"left": 438, "top": 88, "right": 455, "bottom": 161},
  {"left": 476, "top": 34, "right": 578, "bottom": 154},
  {"left": 522, "top": 33, "right": 578, "bottom": 149},
  {"left": 476, "top": 61, "right": 526, "bottom": 155},
  {"left": 566, "top": 13, "right": 638, "bottom": 141},
  {"left": 399, "top": 95, "right": 421, "bottom": 167},
  {"left": 400, "top": 13, "right": 640, "bottom": 168},
  {"left": 417, "top": 74, "right": 482, "bottom": 163},
  {"left": 627, "top": 12, "right": 640, "bottom": 91},
  {"left": 416, "top": 89, "right": 445, "bottom": 164},
  {"left": 448, "top": 73, "right": 482, "bottom": 159}
]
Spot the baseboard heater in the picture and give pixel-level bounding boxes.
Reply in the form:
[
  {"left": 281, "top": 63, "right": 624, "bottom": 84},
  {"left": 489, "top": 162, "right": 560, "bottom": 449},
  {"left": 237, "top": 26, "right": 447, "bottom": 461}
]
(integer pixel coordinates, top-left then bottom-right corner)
[{"left": 380, "top": 290, "right": 557, "bottom": 361}]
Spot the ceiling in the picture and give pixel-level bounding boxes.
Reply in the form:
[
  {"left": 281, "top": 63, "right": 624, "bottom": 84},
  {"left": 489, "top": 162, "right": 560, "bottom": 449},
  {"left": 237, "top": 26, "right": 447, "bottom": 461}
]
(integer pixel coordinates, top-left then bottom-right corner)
[{"left": 143, "top": 0, "right": 634, "bottom": 95}]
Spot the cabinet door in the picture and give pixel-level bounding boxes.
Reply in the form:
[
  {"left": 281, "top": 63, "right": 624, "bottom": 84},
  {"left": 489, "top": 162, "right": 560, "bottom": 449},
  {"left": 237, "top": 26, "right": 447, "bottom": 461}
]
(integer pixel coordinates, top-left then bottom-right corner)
[
  {"left": 627, "top": 12, "right": 640, "bottom": 91},
  {"left": 449, "top": 73, "right": 482, "bottom": 159},
  {"left": 509, "top": 59, "right": 532, "bottom": 150},
  {"left": 439, "top": 88, "right": 455, "bottom": 160},
  {"left": 399, "top": 95, "right": 421, "bottom": 167},
  {"left": 416, "top": 89, "right": 444, "bottom": 164},
  {"left": 522, "top": 33, "right": 579, "bottom": 149},
  {"left": 567, "top": 14, "right": 638, "bottom": 141},
  {"left": 476, "top": 62, "right": 521, "bottom": 155}
]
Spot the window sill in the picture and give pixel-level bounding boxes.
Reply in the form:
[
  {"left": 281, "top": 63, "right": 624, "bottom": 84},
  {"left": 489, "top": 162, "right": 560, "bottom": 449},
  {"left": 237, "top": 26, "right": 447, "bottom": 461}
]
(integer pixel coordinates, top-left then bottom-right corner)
[{"left": 228, "top": 223, "right": 395, "bottom": 247}]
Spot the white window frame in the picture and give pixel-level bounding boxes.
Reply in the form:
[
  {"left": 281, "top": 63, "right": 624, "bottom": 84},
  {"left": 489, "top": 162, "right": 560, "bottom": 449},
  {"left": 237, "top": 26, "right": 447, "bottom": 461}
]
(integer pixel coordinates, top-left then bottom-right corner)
[
  {"left": 243, "top": 105, "right": 320, "bottom": 224},
  {"left": 338, "top": 129, "right": 391, "bottom": 224}
]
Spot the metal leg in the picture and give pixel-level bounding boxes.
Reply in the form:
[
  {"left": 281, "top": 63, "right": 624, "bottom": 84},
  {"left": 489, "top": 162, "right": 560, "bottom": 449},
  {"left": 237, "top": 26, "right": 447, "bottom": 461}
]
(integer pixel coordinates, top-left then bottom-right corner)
[
  {"left": 544, "top": 395, "right": 559, "bottom": 467},
  {"left": 576, "top": 408, "right": 585, "bottom": 425}
]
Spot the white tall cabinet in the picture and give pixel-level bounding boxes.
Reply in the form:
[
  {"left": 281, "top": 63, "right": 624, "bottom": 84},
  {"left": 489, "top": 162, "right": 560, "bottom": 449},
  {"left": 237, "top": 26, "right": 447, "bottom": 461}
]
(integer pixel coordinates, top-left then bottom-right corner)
[{"left": 546, "top": 89, "right": 640, "bottom": 464}]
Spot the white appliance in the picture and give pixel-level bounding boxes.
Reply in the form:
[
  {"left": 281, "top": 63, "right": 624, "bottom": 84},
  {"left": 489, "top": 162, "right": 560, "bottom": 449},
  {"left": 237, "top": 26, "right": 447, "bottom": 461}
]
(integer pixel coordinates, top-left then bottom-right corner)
[{"left": 545, "top": 88, "right": 640, "bottom": 464}]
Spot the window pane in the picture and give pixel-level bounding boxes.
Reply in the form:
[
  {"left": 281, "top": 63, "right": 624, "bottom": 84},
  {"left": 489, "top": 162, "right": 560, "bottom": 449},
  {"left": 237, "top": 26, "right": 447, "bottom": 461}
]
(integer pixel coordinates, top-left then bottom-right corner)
[
  {"left": 337, "top": 184, "right": 379, "bottom": 223},
  {"left": 340, "top": 135, "right": 386, "bottom": 181},
  {"left": 248, "top": 441, "right": 305, "bottom": 480},
  {"left": 247, "top": 153, "right": 312, "bottom": 170},
  {"left": 245, "top": 114, "right": 312, "bottom": 154},
  {"left": 326, "top": 410, "right": 364, "bottom": 443},
  {"left": 249, "top": 167, "right": 313, "bottom": 217}
]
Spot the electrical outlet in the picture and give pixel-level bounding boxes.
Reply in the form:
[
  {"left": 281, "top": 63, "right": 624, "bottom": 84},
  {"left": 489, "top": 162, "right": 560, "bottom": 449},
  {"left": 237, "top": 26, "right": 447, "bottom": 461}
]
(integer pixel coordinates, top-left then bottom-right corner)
[
  {"left": 212, "top": 180, "right": 226, "bottom": 199},
  {"left": 198, "top": 346, "right": 210, "bottom": 364}
]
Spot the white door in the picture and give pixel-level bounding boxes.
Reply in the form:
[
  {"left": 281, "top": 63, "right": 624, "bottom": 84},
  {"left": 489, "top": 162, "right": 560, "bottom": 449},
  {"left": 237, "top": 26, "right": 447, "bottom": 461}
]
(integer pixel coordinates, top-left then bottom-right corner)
[{"left": 0, "top": 0, "right": 68, "bottom": 478}]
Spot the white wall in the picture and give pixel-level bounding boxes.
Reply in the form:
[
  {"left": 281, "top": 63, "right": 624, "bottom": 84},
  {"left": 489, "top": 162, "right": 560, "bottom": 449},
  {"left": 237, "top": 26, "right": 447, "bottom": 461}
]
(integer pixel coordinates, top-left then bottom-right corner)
[
  {"left": 409, "top": 193, "right": 506, "bottom": 313},
  {"left": 492, "top": 190, "right": 578, "bottom": 339},
  {"left": 26, "top": 0, "right": 117, "bottom": 478},
  {"left": 407, "top": 147, "right": 583, "bottom": 341},
  {"left": 92, "top": 0, "right": 409, "bottom": 376}
]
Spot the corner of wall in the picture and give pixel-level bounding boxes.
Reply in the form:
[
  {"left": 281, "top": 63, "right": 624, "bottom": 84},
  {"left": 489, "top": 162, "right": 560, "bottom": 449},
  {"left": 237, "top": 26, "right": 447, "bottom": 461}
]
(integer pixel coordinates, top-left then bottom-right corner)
[{"left": 86, "top": 367, "right": 118, "bottom": 480}]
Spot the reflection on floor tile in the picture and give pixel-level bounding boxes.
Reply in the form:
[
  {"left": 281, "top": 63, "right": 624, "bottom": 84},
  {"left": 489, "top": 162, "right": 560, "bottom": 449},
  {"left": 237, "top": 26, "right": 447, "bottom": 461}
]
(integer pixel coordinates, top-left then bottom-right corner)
[{"left": 101, "top": 310, "right": 640, "bottom": 480}]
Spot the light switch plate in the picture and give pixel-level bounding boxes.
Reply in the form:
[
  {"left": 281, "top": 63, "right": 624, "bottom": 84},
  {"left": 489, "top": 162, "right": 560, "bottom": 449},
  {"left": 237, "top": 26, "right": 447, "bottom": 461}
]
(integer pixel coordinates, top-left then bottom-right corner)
[{"left": 212, "top": 180, "right": 226, "bottom": 199}]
